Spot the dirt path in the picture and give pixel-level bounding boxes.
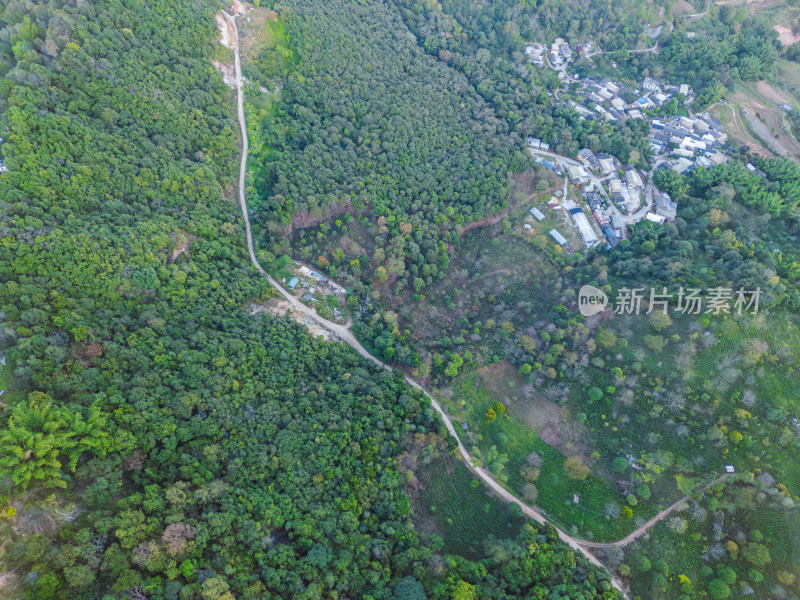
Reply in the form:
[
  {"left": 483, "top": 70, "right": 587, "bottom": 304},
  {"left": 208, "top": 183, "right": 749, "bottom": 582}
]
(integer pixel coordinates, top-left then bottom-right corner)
[
  {"left": 630, "top": 42, "right": 659, "bottom": 54},
  {"left": 458, "top": 188, "right": 556, "bottom": 238},
  {"left": 742, "top": 111, "right": 789, "bottom": 155},
  {"left": 708, "top": 102, "right": 775, "bottom": 158},
  {"left": 223, "top": 12, "right": 726, "bottom": 595},
  {"left": 580, "top": 475, "right": 730, "bottom": 549}
]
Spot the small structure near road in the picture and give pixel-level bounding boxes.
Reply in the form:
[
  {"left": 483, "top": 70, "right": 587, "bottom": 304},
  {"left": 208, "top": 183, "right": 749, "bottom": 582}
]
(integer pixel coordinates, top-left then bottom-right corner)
[
  {"left": 568, "top": 165, "right": 590, "bottom": 183},
  {"left": 549, "top": 229, "right": 568, "bottom": 246},
  {"left": 287, "top": 276, "right": 300, "bottom": 290},
  {"left": 645, "top": 212, "right": 666, "bottom": 225},
  {"left": 529, "top": 207, "right": 546, "bottom": 221}
]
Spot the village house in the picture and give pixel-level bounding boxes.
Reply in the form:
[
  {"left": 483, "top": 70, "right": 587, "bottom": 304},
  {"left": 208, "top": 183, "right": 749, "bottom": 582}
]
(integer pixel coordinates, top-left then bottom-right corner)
[{"left": 654, "top": 193, "right": 677, "bottom": 220}]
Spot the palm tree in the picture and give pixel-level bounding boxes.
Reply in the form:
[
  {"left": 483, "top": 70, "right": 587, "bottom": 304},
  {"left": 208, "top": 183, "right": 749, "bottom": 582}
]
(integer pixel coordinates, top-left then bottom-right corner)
[
  {"left": 0, "top": 392, "right": 81, "bottom": 490},
  {"left": 470, "top": 445, "right": 510, "bottom": 482}
]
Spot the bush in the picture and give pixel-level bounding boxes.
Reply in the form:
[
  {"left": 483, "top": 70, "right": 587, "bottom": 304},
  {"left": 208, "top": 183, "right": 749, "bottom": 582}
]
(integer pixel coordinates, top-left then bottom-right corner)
[
  {"left": 634, "top": 555, "right": 651, "bottom": 573},
  {"left": 707, "top": 578, "right": 730, "bottom": 599},
  {"left": 563, "top": 456, "right": 589, "bottom": 481}
]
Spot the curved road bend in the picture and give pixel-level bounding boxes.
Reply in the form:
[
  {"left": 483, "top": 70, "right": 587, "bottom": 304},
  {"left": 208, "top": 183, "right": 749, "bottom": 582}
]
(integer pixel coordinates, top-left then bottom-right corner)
[{"left": 224, "top": 12, "right": 726, "bottom": 595}]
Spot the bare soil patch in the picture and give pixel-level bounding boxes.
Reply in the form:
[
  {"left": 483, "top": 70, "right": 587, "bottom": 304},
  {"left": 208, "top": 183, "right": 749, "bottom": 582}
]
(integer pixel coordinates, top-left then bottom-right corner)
[
  {"left": 747, "top": 0, "right": 784, "bottom": 14},
  {"left": 757, "top": 80, "right": 792, "bottom": 104},
  {"left": 215, "top": 13, "right": 234, "bottom": 51},
  {"left": 477, "top": 361, "right": 561, "bottom": 432},
  {"left": 709, "top": 104, "right": 772, "bottom": 158},
  {"left": 213, "top": 60, "right": 236, "bottom": 89},
  {"left": 672, "top": 1, "right": 697, "bottom": 15},
  {"left": 247, "top": 298, "right": 333, "bottom": 339},
  {"left": 727, "top": 87, "right": 800, "bottom": 161},
  {"left": 775, "top": 25, "right": 800, "bottom": 46},
  {"left": 170, "top": 232, "right": 196, "bottom": 263}
]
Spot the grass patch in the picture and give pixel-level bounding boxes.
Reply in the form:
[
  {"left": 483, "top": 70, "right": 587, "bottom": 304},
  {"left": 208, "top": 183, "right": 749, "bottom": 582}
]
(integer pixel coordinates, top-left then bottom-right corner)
[{"left": 443, "top": 372, "right": 655, "bottom": 542}]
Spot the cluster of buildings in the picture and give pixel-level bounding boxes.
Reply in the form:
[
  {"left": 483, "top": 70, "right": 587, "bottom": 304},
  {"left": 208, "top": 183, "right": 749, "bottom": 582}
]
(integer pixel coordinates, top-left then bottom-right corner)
[
  {"left": 524, "top": 43, "right": 546, "bottom": 67},
  {"left": 574, "top": 148, "right": 645, "bottom": 213},
  {"left": 651, "top": 114, "right": 730, "bottom": 175},
  {"left": 525, "top": 38, "right": 574, "bottom": 68},
  {"left": 585, "top": 191, "right": 623, "bottom": 247},
  {"left": 519, "top": 50, "right": 741, "bottom": 251},
  {"left": 642, "top": 193, "right": 678, "bottom": 225},
  {"left": 286, "top": 263, "right": 346, "bottom": 319},
  {"left": 570, "top": 76, "right": 691, "bottom": 124},
  {"left": 526, "top": 137, "right": 551, "bottom": 152}
]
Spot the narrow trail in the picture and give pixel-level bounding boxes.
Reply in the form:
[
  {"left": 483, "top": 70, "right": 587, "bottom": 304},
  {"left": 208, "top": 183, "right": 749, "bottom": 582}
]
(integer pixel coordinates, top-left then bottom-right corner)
[
  {"left": 222, "top": 12, "right": 729, "bottom": 596},
  {"left": 580, "top": 476, "right": 730, "bottom": 549}
]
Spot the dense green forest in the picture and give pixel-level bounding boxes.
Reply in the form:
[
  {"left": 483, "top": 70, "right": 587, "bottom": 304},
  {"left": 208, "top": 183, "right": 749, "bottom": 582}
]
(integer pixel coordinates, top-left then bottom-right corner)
[
  {"left": 2, "top": 0, "right": 799, "bottom": 598},
  {"left": 239, "top": 0, "right": 800, "bottom": 593},
  {"left": 248, "top": 0, "right": 523, "bottom": 294},
  {"left": 392, "top": 0, "right": 656, "bottom": 165},
  {"left": 0, "top": 0, "right": 623, "bottom": 598}
]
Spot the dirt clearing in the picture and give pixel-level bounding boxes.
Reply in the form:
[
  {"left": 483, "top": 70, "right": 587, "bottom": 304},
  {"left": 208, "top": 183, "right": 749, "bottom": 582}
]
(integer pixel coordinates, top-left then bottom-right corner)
[
  {"left": 757, "top": 80, "right": 793, "bottom": 104},
  {"left": 213, "top": 60, "right": 236, "bottom": 88},
  {"left": 241, "top": 7, "right": 280, "bottom": 61},
  {"left": 775, "top": 25, "right": 800, "bottom": 46},
  {"left": 477, "top": 362, "right": 561, "bottom": 433},
  {"left": 726, "top": 84, "right": 800, "bottom": 162},
  {"left": 215, "top": 13, "right": 234, "bottom": 50},
  {"left": 248, "top": 299, "right": 334, "bottom": 340}
]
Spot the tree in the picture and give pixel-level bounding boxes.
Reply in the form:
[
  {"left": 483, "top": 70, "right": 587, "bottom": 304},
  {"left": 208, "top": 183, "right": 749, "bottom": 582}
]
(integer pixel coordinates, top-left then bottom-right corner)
[
  {"left": 707, "top": 579, "right": 730, "bottom": 599},
  {"left": 201, "top": 577, "right": 235, "bottom": 600},
  {"left": 162, "top": 523, "right": 195, "bottom": 556},
  {"left": 637, "top": 484, "right": 651, "bottom": 500},
  {"left": 471, "top": 446, "right": 510, "bottom": 481},
  {"left": 595, "top": 327, "right": 617, "bottom": 348},
  {"left": 612, "top": 457, "right": 628, "bottom": 474},
  {"left": 394, "top": 576, "right": 426, "bottom": 600},
  {"left": 451, "top": 580, "right": 477, "bottom": 600},
  {"left": 520, "top": 335, "right": 536, "bottom": 352},
  {"left": 648, "top": 310, "right": 673, "bottom": 331},
  {"left": 563, "top": 456, "right": 589, "bottom": 481},
  {"left": 634, "top": 555, "right": 651, "bottom": 573},
  {"left": 64, "top": 564, "right": 95, "bottom": 589},
  {"left": 716, "top": 567, "right": 736, "bottom": 585},
  {"left": 523, "top": 483, "right": 538, "bottom": 504},
  {"left": 676, "top": 474, "right": 696, "bottom": 495},
  {"left": 742, "top": 542, "right": 771, "bottom": 567},
  {"left": 444, "top": 353, "right": 463, "bottom": 378},
  {"left": 0, "top": 393, "right": 79, "bottom": 490}
]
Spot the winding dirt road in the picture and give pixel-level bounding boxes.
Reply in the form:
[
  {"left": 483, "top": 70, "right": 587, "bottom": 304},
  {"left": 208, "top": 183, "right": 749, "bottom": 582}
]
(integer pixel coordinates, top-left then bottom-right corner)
[{"left": 222, "top": 12, "right": 730, "bottom": 595}]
